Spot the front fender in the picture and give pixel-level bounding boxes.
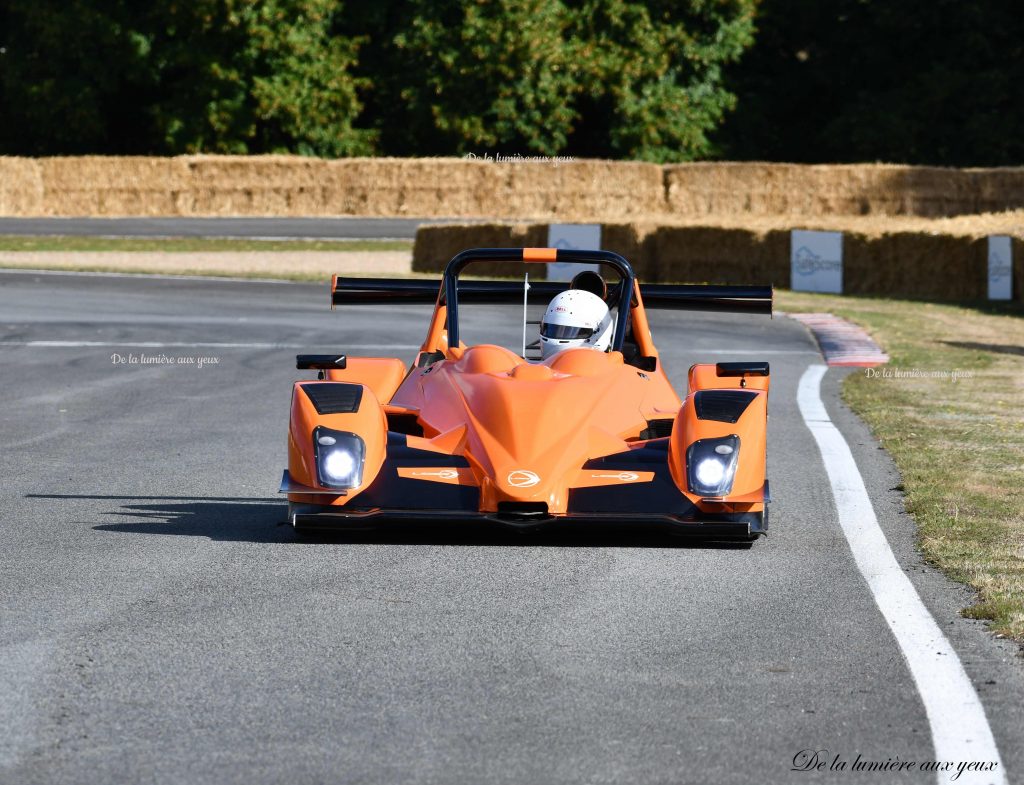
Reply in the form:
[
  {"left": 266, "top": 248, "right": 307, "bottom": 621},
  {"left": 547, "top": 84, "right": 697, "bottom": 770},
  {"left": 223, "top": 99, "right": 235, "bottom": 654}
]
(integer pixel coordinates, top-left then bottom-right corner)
[
  {"left": 668, "top": 387, "right": 768, "bottom": 509},
  {"left": 287, "top": 381, "right": 388, "bottom": 506}
]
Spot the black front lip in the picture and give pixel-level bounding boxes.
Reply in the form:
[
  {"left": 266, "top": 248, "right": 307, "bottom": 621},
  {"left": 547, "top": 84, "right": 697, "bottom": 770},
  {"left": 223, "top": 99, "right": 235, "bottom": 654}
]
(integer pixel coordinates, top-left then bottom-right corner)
[{"left": 289, "top": 505, "right": 764, "bottom": 539}]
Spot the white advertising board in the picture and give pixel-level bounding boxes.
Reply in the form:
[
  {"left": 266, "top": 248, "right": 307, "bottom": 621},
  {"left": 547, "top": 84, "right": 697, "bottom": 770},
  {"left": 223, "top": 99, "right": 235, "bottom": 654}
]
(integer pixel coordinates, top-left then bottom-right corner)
[
  {"left": 988, "top": 235, "right": 1013, "bottom": 301},
  {"left": 547, "top": 224, "right": 601, "bottom": 281},
  {"left": 791, "top": 230, "right": 843, "bottom": 294}
]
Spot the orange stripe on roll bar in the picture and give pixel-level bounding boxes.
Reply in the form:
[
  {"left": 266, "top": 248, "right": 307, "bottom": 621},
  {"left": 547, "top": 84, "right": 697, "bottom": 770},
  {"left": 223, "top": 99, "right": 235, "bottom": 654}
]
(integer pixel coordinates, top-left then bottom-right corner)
[{"left": 522, "top": 247, "right": 558, "bottom": 261}]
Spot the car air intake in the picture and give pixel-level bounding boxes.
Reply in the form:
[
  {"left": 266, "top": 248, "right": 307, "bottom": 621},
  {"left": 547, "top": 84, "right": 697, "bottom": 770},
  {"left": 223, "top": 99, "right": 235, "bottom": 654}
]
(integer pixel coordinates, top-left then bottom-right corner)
[
  {"left": 301, "top": 383, "right": 363, "bottom": 415},
  {"left": 694, "top": 390, "right": 758, "bottom": 423},
  {"left": 386, "top": 412, "right": 424, "bottom": 436},
  {"left": 639, "top": 418, "right": 674, "bottom": 440}
]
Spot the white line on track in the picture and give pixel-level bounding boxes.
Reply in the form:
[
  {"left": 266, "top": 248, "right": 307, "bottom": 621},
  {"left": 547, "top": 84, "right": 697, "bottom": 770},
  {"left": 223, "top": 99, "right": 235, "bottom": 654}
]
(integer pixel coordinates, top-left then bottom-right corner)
[
  {"left": 0, "top": 341, "right": 422, "bottom": 350},
  {"left": 797, "top": 364, "right": 1006, "bottom": 785}
]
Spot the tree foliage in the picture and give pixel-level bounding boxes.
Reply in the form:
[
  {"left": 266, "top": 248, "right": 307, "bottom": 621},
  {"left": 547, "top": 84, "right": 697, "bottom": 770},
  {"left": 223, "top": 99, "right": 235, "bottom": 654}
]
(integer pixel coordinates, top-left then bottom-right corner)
[
  {"left": 387, "top": 0, "right": 577, "bottom": 156},
  {"left": 0, "top": 0, "right": 371, "bottom": 156},
  {"left": 715, "top": 0, "right": 1024, "bottom": 166},
  {"left": 22, "top": 0, "right": 1024, "bottom": 165},
  {"left": 566, "top": 0, "right": 757, "bottom": 161},
  {"left": 358, "top": 0, "right": 757, "bottom": 161}
]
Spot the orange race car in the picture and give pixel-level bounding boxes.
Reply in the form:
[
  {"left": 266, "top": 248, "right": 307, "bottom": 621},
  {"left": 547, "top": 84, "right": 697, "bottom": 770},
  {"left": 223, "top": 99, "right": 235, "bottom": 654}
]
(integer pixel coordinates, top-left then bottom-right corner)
[{"left": 280, "top": 248, "right": 773, "bottom": 540}]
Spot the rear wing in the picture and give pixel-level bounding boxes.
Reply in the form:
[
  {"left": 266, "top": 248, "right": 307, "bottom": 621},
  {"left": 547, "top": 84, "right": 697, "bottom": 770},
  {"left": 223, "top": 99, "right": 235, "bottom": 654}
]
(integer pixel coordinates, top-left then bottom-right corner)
[{"left": 331, "top": 277, "right": 772, "bottom": 316}]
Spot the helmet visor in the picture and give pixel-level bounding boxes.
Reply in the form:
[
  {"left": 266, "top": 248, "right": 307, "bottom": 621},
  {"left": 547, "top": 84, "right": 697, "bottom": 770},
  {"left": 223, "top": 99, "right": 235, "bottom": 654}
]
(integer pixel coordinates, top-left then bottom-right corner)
[{"left": 541, "top": 322, "right": 595, "bottom": 341}]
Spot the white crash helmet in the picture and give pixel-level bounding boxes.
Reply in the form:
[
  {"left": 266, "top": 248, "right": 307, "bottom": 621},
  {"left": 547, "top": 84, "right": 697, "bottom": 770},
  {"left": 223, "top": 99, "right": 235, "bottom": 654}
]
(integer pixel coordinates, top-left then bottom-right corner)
[{"left": 539, "top": 289, "right": 613, "bottom": 359}]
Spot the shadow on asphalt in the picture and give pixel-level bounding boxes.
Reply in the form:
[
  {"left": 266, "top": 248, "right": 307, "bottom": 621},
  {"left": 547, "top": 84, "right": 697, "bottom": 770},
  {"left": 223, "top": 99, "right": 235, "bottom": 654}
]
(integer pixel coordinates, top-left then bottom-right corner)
[{"left": 27, "top": 494, "right": 757, "bottom": 550}]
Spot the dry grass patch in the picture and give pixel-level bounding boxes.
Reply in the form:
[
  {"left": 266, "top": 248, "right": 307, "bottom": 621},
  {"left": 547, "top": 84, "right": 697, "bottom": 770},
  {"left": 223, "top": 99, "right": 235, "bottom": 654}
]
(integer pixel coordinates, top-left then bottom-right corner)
[
  {"left": 778, "top": 290, "right": 1024, "bottom": 640},
  {"left": 0, "top": 249, "right": 411, "bottom": 280},
  {"left": 0, "top": 236, "right": 411, "bottom": 253}
]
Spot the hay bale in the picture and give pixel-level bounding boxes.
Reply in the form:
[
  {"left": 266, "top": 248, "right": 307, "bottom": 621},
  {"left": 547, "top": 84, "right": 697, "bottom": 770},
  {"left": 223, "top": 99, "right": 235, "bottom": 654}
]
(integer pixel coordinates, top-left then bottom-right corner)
[
  {"left": 599, "top": 222, "right": 657, "bottom": 279},
  {"left": 39, "top": 156, "right": 189, "bottom": 216},
  {"left": 500, "top": 160, "right": 663, "bottom": 220},
  {"left": 412, "top": 221, "right": 657, "bottom": 279},
  {"left": 843, "top": 232, "right": 985, "bottom": 300},
  {"left": 649, "top": 225, "right": 789, "bottom": 285},
  {"left": 411, "top": 223, "right": 548, "bottom": 275},
  {"left": 662, "top": 162, "right": 1024, "bottom": 220},
  {"left": 183, "top": 154, "right": 328, "bottom": 216},
  {"left": 970, "top": 168, "right": 1024, "bottom": 216},
  {"left": 326, "top": 158, "right": 663, "bottom": 221},
  {"left": 0, "top": 157, "right": 44, "bottom": 215},
  {"left": 874, "top": 166, "right": 981, "bottom": 217},
  {"left": 11, "top": 155, "right": 1024, "bottom": 235},
  {"left": 329, "top": 157, "right": 504, "bottom": 217}
]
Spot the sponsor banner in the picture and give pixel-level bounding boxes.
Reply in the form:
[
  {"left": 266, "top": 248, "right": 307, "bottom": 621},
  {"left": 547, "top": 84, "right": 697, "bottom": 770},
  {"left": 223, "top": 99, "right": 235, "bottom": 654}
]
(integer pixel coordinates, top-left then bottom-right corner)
[
  {"left": 988, "top": 235, "right": 1012, "bottom": 301},
  {"left": 547, "top": 224, "right": 602, "bottom": 281},
  {"left": 791, "top": 230, "right": 843, "bottom": 294}
]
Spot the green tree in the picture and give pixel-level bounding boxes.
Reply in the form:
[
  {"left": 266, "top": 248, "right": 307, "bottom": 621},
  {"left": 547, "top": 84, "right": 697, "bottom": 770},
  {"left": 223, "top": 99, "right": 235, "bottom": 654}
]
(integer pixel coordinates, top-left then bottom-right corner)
[
  {"left": 0, "top": 0, "right": 761, "bottom": 160},
  {"left": 0, "top": 0, "right": 371, "bottom": 156},
  {"left": 566, "top": 0, "right": 758, "bottom": 161},
  {"left": 152, "top": 0, "right": 373, "bottom": 155},
  {"left": 385, "top": 0, "right": 577, "bottom": 156},
  {"left": 350, "top": 0, "right": 757, "bottom": 161}
]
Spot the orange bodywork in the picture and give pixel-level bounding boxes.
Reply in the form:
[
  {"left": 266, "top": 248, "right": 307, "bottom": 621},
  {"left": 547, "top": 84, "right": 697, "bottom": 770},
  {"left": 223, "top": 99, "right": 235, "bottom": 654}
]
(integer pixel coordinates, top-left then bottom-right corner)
[
  {"left": 286, "top": 248, "right": 771, "bottom": 536},
  {"left": 325, "top": 357, "right": 406, "bottom": 402},
  {"left": 387, "top": 345, "right": 680, "bottom": 514}
]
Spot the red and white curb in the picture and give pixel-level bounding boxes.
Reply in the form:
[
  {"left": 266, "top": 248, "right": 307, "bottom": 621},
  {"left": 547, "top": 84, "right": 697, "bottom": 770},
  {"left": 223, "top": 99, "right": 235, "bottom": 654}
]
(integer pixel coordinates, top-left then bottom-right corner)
[{"left": 789, "top": 312, "right": 889, "bottom": 367}]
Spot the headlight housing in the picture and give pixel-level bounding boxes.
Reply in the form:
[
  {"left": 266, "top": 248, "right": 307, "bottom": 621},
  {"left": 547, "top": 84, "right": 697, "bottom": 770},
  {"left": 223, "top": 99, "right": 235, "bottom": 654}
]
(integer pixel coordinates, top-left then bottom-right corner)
[
  {"left": 313, "top": 427, "right": 366, "bottom": 489},
  {"left": 686, "top": 435, "right": 740, "bottom": 497}
]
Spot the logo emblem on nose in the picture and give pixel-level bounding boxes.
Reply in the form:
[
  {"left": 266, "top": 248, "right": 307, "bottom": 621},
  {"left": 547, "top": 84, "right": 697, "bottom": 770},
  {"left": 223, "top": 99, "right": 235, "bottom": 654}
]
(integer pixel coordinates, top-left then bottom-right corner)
[
  {"left": 592, "top": 472, "right": 640, "bottom": 482},
  {"left": 507, "top": 470, "right": 540, "bottom": 488}
]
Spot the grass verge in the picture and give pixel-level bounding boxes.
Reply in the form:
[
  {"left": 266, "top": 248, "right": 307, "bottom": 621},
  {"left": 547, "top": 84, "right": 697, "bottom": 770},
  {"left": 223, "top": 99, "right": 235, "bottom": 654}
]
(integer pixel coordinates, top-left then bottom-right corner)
[
  {"left": 777, "top": 290, "right": 1024, "bottom": 641},
  {"left": 0, "top": 235, "right": 412, "bottom": 253}
]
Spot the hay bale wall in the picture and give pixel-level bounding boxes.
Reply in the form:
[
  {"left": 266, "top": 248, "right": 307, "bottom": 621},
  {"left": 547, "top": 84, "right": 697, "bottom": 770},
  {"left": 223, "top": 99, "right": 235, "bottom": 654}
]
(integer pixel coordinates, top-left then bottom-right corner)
[
  {"left": 3, "top": 155, "right": 665, "bottom": 220},
  {"left": 7, "top": 156, "right": 1024, "bottom": 220},
  {"left": 663, "top": 163, "right": 1024, "bottom": 219},
  {"left": 39, "top": 156, "right": 190, "bottom": 216},
  {"left": 414, "top": 222, "right": 1022, "bottom": 302}
]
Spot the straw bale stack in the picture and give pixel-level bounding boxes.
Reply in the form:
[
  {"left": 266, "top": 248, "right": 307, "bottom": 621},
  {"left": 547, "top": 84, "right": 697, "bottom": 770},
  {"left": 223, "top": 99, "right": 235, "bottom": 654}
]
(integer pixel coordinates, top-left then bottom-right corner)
[
  {"left": 664, "top": 163, "right": 1024, "bottom": 219},
  {"left": 182, "top": 155, "right": 327, "bottom": 215},
  {"left": 647, "top": 225, "right": 789, "bottom": 285},
  {"left": 970, "top": 168, "right": 1024, "bottom": 216},
  {"left": 414, "top": 220, "right": 1024, "bottom": 301},
  {"left": 0, "top": 157, "right": 43, "bottom": 215},
  {"left": 499, "top": 160, "right": 663, "bottom": 220},
  {"left": 411, "top": 223, "right": 547, "bottom": 275},
  {"left": 7, "top": 156, "right": 1024, "bottom": 222},
  {"left": 38, "top": 156, "right": 189, "bottom": 215},
  {"left": 325, "top": 158, "right": 504, "bottom": 217},
  {"left": 2, "top": 156, "right": 667, "bottom": 219}
]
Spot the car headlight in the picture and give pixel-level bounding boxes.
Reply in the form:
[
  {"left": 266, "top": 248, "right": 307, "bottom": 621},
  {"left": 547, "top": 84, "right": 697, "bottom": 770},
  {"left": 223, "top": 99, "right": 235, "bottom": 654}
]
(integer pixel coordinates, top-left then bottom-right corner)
[
  {"left": 313, "top": 427, "right": 366, "bottom": 489},
  {"left": 686, "top": 435, "right": 740, "bottom": 496}
]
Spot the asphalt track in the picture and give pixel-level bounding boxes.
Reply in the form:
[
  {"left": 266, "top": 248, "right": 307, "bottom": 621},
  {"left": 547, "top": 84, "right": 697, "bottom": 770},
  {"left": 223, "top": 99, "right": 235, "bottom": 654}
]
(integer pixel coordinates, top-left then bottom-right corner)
[
  {"left": 0, "top": 217, "right": 453, "bottom": 240},
  {"left": 1, "top": 269, "right": 1022, "bottom": 784}
]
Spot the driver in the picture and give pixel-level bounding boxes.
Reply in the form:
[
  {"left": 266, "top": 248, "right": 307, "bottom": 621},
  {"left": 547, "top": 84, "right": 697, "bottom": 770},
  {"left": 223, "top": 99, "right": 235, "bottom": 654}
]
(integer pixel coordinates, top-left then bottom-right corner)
[{"left": 539, "top": 288, "right": 613, "bottom": 359}]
